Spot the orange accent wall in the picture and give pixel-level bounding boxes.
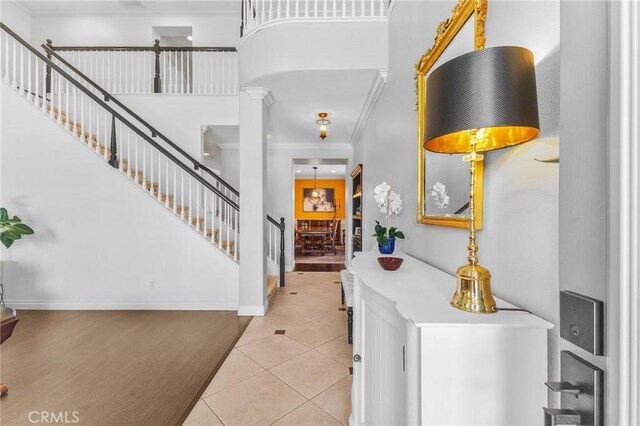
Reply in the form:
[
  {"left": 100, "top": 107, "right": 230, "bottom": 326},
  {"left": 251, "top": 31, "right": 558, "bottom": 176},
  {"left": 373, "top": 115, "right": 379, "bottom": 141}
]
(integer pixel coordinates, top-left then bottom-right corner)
[{"left": 295, "top": 179, "right": 346, "bottom": 220}]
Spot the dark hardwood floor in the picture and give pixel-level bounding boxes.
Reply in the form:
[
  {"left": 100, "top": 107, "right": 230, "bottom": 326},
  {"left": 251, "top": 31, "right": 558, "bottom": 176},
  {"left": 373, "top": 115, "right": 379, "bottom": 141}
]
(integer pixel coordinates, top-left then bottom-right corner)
[
  {"left": 294, "top": 263, "right": 345, "bottom": 272},
  {"left": 0, "top": 310, "right": 250, "bottom": 425}
]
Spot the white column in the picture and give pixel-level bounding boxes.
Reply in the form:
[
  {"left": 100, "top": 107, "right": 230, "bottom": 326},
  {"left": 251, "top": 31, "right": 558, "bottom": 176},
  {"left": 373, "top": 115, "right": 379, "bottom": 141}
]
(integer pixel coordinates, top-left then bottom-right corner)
[
  {"left": 238, "top": 87, "right": 274, "bottom": 316},
  {"left": 608, "top": 1, "right": 640, "bottom": 424}
]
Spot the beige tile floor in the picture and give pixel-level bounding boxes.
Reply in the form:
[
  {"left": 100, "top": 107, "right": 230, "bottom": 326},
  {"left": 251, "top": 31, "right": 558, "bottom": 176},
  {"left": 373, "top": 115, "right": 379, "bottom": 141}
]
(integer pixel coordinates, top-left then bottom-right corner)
[{"left": 184, "top": 271, "right": 353, "bottom": 426}]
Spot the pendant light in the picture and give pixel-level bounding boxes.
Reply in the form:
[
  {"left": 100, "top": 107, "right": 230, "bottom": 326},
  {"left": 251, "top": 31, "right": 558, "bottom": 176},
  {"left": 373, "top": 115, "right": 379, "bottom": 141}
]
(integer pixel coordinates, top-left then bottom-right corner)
[{"left": 311, "top": 167, "right": 319, "bottom": 200}]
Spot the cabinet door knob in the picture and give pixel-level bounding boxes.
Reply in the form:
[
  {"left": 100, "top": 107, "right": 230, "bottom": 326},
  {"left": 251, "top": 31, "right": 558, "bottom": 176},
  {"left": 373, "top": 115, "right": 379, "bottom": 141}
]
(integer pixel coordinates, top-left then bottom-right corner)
[{"left": 353, "top": 354, "right": 361, "bottom": 362}]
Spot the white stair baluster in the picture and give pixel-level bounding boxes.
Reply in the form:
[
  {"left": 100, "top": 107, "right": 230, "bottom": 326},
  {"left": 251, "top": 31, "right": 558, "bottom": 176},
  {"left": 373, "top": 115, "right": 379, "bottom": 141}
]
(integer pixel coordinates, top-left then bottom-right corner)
[
  {"left": 286, "top": 0, "right": 290, "bottom": 17},
  {"left": 88, "top": 99, "right": 92, "bottom": 146},
  {"left": 118, "top": 123, "right": 124, "bottom": 172},
  {"left": 127, "top": 129, "right": 131, "bottom": 175},
  {"left": 226, "top": 204, "right": 231, "bottom": 255},
  {"left": 19, "top": 44, "right": 24, "bottom": 93},
  {"left": 234, "top": 209, "right": 238, "bottom": 261},
  {"left": 149, "top": 148, "right": 154, "bottom": 194},
  {"left": 41, "top": 61, "right": 47, "bottom": 113},
  {"left": 34, "top": 54, "right": 39, "bottom": 106},
  {"left": 64, "top": 79, "right": 70, "bottom": 130},
  {"left": 323, "top": 0, "right": 327, "bottom": 17},
  {"left": 56, "top": 73, "right": 62, "bottom": 125},
  {"left": 3, "top": 33, "right": 8, "bottom": 83},
  {"left": 173, "top": 165, "right": 178, "bottom": 213},
  {"left": 11, "top": 38, "right": 17, "bottom": 88},
  {"left": 26, "top": 48, "right": 32, "bottom": 100},
  {"left": 269, "top": 220, "right": 273, "bottom": 259},
  {"left": 180, "top": 170, "right": 185, "bottom": 219},
  {"left": 211, "top": 192, "right": 217, "bottom": 243},
  {"left": 156, "top": 151, "right": 161, "bottom": 201},
  {"left": 142, "top": 139, "right": 147, "bottom": 189},
  {"left": 218, "top": 196, "right": 223, "bottom": 249},
  {"left": 134, "top": 135, "right": 139, "bottom": 181},
  {"left": 165, "top": 156, "right": 169, "bottom": 207},
  {"left": 203, "top": 191, "right": 208, "bottom": 237},
  {"left": 103, "top": 109, "right": 108, "bottom": 160},
  {"left": 188, "top": 176, "right": 192, "bottom": 223},
  {"left": 314, "top": 0, "right": 317, "bottom": 17}
]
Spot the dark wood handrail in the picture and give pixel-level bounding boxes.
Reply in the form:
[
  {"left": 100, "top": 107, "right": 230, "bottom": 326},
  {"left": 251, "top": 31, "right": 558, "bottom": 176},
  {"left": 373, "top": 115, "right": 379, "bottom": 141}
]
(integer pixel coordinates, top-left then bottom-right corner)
[
  {"left": 41, "top": 42, "right": 240, "bottom": 198},
  {"left": 0, "top": 22, "right": 238, "bottom": 211},
  {"left": 48, "top": 45, "right": 236, "bottom": 52},
  {"left": 267, "top": 215, "right": 286, "bottom": 287}
]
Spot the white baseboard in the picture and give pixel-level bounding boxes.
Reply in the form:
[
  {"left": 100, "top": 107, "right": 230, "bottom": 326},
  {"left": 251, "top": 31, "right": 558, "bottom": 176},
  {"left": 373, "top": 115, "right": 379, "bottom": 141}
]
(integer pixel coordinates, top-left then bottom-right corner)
[
  {"left": 237, "top": 300, "right": 269, "bottom": 317},
  {"left": 5, "top": 300, "right": 239, "bottom": 311}
]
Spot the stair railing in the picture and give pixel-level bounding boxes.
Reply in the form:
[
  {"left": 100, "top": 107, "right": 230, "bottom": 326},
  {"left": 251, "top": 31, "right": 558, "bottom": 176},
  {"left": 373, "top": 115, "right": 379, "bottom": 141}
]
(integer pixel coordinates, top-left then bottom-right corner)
[
  {"left": 241, "top": 0, "right": 393, "bottom": 36},
  {"left": 1, "top": 22, "right": 240, "bottom": 261},
  {"left": 40, "top": 41, "right": 239, "bottom": 206},
  {"left": 44, "top": 40, "right": 238, "bottom": 95},
  {"left": 266, "top": 215, "right": 286, "bottom": 287}
]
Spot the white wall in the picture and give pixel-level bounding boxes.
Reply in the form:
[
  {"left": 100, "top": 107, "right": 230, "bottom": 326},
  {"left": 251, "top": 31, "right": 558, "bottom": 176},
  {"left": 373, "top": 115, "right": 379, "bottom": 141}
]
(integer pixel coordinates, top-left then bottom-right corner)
[
  {"left": 266, "top": 145, "right": 352, "bottom": 270},
  {"left": 353, "top": 0, "right": 560, "bottom": 390},
  {"left": 219, "top": 145, "right": 240, "bottom": 189},
  {"left": 0, "top": 1, "right": 30, "bottom": 39},
  {"left": 0, "top": 84, "right": 239, "bottom": 309},
  {"left": 117, "top": 94, "right": 239, "bottom": 160},
  {"left": 238, "top": 20, "right": 388, "bottom": 86},
  {"left": 29, "top": 12, "right": 239, "bottom": 47},
  {"left": 559, "top": 0, "right": 609, "bottom": 392}
]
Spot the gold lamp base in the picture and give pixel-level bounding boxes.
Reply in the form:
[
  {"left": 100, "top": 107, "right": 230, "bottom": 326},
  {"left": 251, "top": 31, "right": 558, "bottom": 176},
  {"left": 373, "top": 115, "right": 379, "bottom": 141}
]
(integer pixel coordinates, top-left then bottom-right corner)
[{"left": 450, "top": 263, "right": 497, "bottom": 314}]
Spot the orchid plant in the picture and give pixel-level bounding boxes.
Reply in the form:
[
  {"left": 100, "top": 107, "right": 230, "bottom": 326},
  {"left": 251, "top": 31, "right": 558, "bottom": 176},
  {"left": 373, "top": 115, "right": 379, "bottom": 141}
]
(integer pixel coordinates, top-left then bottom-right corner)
[
  {"left": 373, "top": 182, "right": 405, "bottom": 246},
  {"left": 428, "top": 181, "right": 450, "bottom": 209}
]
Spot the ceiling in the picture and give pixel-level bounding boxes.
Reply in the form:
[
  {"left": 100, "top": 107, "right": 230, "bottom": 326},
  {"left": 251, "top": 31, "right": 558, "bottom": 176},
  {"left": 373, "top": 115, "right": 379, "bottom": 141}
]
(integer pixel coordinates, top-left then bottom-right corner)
[
  {"left": 12, "top": 0, "right": 240, "bottom": 15},
  {"left": 295, "top": 164, "right": 346, "bottom": 179},
  {"left": 260, "top": 69, "right": 379, "bottom": 146}
]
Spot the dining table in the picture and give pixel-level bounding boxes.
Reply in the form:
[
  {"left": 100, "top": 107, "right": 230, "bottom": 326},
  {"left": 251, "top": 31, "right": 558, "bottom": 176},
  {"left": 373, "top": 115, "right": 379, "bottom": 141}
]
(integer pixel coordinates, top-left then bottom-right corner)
[{"left": 296, "top": 227, "right": 332, "bottom": 255}]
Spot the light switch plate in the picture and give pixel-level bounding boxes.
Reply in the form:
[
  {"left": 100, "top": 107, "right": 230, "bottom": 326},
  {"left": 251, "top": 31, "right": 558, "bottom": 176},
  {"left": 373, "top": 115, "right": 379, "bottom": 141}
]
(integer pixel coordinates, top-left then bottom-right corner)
[
  {"left": 560, "top": 291, "right": 604, "bottom": 355},
  {"left": 561, "top": 351, "right": 604, "bottom": 426}
]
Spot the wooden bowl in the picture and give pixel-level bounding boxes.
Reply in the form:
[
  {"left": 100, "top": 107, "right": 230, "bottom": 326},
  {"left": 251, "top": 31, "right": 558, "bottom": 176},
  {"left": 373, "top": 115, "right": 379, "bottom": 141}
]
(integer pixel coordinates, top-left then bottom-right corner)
[{"left": 377, "top": 257, "right": 404, "bottom": 271}]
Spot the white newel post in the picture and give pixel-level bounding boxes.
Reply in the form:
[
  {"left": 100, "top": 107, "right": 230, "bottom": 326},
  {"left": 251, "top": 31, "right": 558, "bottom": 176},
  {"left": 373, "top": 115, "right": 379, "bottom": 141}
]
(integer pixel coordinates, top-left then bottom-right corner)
[{"left": 238, "top": 87, "right": 274, "bottom": 316}]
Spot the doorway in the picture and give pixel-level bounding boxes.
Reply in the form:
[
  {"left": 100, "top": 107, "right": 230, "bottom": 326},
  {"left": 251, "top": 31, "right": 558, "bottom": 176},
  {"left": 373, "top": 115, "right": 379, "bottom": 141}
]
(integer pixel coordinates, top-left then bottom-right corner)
[{"left": 293, "top": 162, "right": 347, "bottom": 272}]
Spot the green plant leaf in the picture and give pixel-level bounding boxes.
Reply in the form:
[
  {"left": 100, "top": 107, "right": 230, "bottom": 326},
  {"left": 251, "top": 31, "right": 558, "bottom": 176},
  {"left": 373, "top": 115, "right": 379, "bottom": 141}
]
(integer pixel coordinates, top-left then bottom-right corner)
[
  {"left": 377, "top": 235, "right": 388, "bottom": 245},
  {"left": 395, "top": 231, "right": 405, "bottom": 239},
  {"left": 13, "top": 223, "right": 34, "bottom": 234},
  {"left": 4, "top": 229, "right": 21, "bottom": 240},
  {"left": 0, "top": 233, "right": 13, "bottom": 249},
  {"left": 0, "top": 208, "right": 7, "bottom": 222}
]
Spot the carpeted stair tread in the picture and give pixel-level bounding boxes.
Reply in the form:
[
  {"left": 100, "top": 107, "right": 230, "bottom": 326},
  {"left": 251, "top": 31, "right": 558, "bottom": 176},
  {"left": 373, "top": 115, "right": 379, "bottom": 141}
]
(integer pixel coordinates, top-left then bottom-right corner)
[{"left": 266, "top": 275, "right": 278, "bottom": 301}]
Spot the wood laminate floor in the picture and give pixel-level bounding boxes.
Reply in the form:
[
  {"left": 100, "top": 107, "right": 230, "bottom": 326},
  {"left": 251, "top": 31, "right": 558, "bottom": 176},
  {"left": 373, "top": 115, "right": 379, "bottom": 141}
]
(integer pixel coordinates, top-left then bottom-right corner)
[{"left": 0, "top": 310, "right": 250, "bottom": 425}]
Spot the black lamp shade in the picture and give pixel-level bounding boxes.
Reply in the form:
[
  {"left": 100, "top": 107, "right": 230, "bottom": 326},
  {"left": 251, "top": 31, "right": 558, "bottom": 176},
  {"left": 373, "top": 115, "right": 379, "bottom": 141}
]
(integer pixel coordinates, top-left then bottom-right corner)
[{"left": 424, "top": 46, "right": 540, "bottom": 153}]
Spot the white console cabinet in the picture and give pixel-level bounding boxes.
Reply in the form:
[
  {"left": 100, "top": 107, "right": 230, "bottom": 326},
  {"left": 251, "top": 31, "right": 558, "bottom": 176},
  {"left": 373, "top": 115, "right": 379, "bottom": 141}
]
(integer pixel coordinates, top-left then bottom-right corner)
[{"left": 349, "top": 252, "right": 553, "bottom": 426}]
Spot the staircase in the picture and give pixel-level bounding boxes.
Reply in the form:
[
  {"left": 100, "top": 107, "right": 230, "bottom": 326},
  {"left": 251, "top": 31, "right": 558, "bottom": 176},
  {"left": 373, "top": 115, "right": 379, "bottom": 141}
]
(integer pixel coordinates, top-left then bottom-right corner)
[
  {"left": 1, "top": 22, "right": 240, "bottom": 263},
  {"left": 1, "top": 22, "right": 289, "bottom": 308}
]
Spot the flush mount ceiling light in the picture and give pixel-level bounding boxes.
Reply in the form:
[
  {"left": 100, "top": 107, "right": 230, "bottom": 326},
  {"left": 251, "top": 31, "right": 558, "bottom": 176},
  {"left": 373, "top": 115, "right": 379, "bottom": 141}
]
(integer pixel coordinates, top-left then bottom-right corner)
[
  {"left": 316, "top": 112, "right": 331, "bottom": 140},
  {"left": 187, "top": 35, "right": 193, "bottom": 41}
]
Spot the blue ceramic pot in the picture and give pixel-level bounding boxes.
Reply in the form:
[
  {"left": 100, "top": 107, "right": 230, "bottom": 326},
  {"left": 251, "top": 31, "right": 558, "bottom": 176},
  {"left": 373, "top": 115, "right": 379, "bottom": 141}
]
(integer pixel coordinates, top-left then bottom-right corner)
[{"left": 378, "top": 236, "right": 396, "bottom": 255}]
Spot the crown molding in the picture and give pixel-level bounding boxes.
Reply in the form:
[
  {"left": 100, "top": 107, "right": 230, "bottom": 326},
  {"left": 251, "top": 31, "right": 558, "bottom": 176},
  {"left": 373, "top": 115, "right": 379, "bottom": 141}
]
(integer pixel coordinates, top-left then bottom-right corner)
[
  {"left": 267, "top": 142, "right": 352, "bottom": 150},
  {"left": 350, "top": 69, "right": 387, "bottom": 146},
  {"left": 242, "top": 87, "right": 274, "bottom": 108}
]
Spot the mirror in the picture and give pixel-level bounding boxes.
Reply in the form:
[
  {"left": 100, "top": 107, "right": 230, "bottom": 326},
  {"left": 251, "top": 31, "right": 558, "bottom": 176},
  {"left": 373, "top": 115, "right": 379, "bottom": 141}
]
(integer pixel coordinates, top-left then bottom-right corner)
[{"left": 416, "top": 0, "right": 487, "bottom": 229}]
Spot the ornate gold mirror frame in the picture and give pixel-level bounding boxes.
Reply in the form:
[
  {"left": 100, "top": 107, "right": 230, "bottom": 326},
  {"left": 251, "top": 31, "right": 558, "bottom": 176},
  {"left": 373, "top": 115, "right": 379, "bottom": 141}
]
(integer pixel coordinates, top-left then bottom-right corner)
[{"left": 416, "top": 0, "right": 487, "bottom": 229}]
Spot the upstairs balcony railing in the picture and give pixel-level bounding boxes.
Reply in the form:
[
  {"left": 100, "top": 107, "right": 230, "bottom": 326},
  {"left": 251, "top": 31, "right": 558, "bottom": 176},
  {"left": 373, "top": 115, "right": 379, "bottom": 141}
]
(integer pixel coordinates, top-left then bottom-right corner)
[
  {"left": 241, "top": 0, "right": 392, "bottom": 35},
  {"left": 46, "top": 40, "right": 238, "bottom": 95}
]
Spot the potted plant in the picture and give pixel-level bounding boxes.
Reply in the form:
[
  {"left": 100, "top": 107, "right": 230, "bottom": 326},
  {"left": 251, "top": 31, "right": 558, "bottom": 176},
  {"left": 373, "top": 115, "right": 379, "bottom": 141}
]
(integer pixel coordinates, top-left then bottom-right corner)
[
  {"left": 0, "top": 207, "right": 33, "bottom": 395},
  {"left": 373, "top": 182, "right": 405, "bottom": 255}
]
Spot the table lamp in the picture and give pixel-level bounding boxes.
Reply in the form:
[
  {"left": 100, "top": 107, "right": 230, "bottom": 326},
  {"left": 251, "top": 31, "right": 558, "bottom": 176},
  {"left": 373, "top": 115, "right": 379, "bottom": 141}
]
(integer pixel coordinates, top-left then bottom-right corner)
[{"left": 424, "top": 46, "right": 540, "bottom": 314}]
